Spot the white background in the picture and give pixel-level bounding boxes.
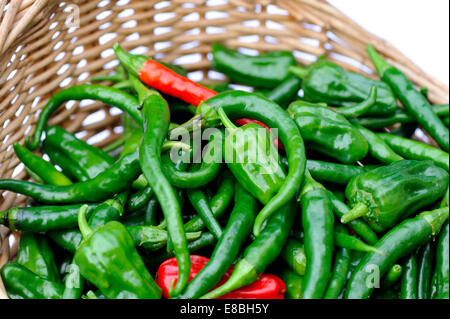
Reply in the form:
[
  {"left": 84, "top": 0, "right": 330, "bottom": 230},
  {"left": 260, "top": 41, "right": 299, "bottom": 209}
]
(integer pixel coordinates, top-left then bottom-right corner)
[{"left": 330, "top": 0, "right": 449, "bottom": 86}]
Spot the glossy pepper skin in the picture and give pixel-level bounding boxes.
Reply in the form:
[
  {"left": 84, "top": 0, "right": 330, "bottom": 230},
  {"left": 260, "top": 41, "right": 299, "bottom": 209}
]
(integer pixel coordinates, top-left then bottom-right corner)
[
  {"left": 280, "top": 269, "right": 303, "bottom": 299},
  {"left": 417, "top": 242, "right": 433, "bottom": 299},
  {"left": 134, "top": 77, "right": 189, "bottom": 297},
  {"left": 201, "top": 201, "right": 297, "bottom": 299},
  {"left": 212, "top": 42, "right": 297, "bottom": 89},
  {"left": 431, "top": 221, "right": 449, "bottom": 299},
  {"left": 1, "top": 262, "right": 65, "bottom": 299},
  {"left": 367, "top": 45, "right": 449, "bottom": 152},
  {"left": 345, "top": 207, "right": 449, "bottom": 299},
  {"left": 218, "top": 108, "right": 286, "bottom": 205},
  {"left": 260, "top": 74, "right": 302, "bottom": 108},
  {"left": 344, "top": 160, "right": 449, "bottom": 232},
  {"left": 0, "top": 151, "right": 141, "bottom": 204},
  {"left": 25, "top": 85, "right": 143, "bottom": 150},
  {"left": 288, "top": 101, "right": 368, "bottom": 164},
  {"left": 13, "top": 143, "right": 72, "bottom": 186},
  {"left": 74, "top": 205, "right": 161, "bottom": 299},
  {"left": 290, "top": 56, "right": 397, "bottom": 116},
  {"left": 174, "top": 185, "right": 259, "bottom": 299},
  {"left": 203, "top": 91, "right": 306, "bottom": 236},
  {"left": 401, "top": 254, "right": 418, "bottom": 299},
  {"left": 281, "top": 238, "right": 307, "bottom": 277},
  {"left": 300, "top": 171, "right": 334, "bottom": 299},
  {"left": 157, "top": 256, "right": 286, "bottom": 299}
]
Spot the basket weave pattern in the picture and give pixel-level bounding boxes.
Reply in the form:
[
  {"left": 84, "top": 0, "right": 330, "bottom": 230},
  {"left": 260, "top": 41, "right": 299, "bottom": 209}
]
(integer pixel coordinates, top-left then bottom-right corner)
[{"left": 0, "top": 0, "right": 449, "bottom": 297}]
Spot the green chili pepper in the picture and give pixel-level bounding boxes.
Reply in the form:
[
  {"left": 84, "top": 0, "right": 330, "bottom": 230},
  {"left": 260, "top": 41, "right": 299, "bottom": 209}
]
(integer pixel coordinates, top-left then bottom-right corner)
[
  {"left": 43, "top": 143, "right": 90, "bottom": 182},
  {"left": 74, "top": 205, "right": 161, "bottom": 299},
  {"left": 417, "top": 241, "right": 433, "bottom": 299},
  {"left": 333, "top": 86, "right": 378, "bottom": 118},
  {"left": 1, "top": 203, "right": 98, "bottom": 232},
  {"left": 431, "top": 221, "right": 449, "bottom": 299},
  {"left": 16, "top": 233, "right": 60, "bottom": 282},
  {"left": 180, "top": 91, "right": 306, "bottom": 236},
  {"left": 324, "top": 225, "right": 351, "bottom": 299},
  {"left": 13, "top": 143, "right": 72, "bottom": 186},
  {"left": 378, "top": 133, "right": 449, "bottom": 171},
  {"left": 290, "top": 55, "right": 398, "bottom": 116},
  {"left": 327, "top": 191, "right": 378, "bottom": 245},
  {"left": 345, "top": 207, "right": 449, "bottom": 299},
  {"left": 126, "top": 186, "right": 154, "bottom": 213},
  {"left": 281, "top": 238, "right": 307, "bottom": 277},
  {"left": 133, "top": 76, "right": 189, "bottom": 297},
  {"left": 175, "top": 184, "right": 259, "bottom": 299},
  {"left": 357, "top": 104, "right": 449, "bottom": 130},
  {"left": 0, "top": 151, "right": 141, "bottom": 204},
  {"left": 218, "top": 107, "right": 286, "bottom": 205},
  {"left": 299, "top": 171, "right": 334, "bottom": 299},
  {"left": 259, "top": 74, "right": 302, "bottom": 108},
  {"left": 288, "top": 101, "right": 369, "bottom": 164},
  {"left": 201, "top": 200, "right": 297, "bottom": 299},
  {"left": 304, "top": 159, "right": 366, "bottom": 185},
  {"left": 400, "top": 254, "right": 419, "bottom": 299},
  {"left": 184, "top": 171, "right": 235, "bottom": 233},
  {"left": 342, "top": 160, "right": 449, "bottom": 232},
  {"left": 334, "top": 231, "right": 383, "bottom": 254},
  {"left": 281, "top": 269, "right": 304, "bottom": 299},
  {"left": 1, "top": 262, "right": 64, "bottom": 299},
  {"left": 381, "top": 264, "right": 403, "bottom": 289},
  {"left": 351, "top": 121, "right": 404, "bottom": 164},
  {"left": 212, "top": 42, "right": 297, "bottom": 89},
  {"left": 367, "top": 45, "right": 449, "bottom": 151},
  {"left": 25, "top": 85, "right": 143, "bottom": 150},
  {"left": 187, "top": 189, "right": 223, "bottom": 240}
]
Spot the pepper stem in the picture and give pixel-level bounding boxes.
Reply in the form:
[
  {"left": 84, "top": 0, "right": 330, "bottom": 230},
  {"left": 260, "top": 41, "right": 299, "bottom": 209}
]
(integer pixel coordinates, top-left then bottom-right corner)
[
  {"left": 341, "top": 202, "right": 368, "bottom": 224},
  {"left": 113, "top": 43, "right": 147, "bottom": 77},
  {"left": 289, "top": 66, "right": 308, "bottom": 79},
  {"left": 129, "top": 75, "right": 155, "bottom": 106},
  {"left": 421, "top": 207, "right": 449, "bottom": 236},
  {"left": 217, "top": 108, "right": 237, "bottom": 131},
  {"left": 78, "top": 205, "right": 93, "bottom": 240},
  {"left": 162, "top": 141, "right": 192, "bottom": 153},
  {"left": 366, "top": 45, "right": 391, "bottom": 78}
]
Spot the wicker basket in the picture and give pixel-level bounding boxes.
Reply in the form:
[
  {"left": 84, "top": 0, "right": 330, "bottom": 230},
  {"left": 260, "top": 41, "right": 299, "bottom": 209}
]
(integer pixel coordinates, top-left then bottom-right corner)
[{"left": 0, "top": 0, "right": 448, "bottom": 299}]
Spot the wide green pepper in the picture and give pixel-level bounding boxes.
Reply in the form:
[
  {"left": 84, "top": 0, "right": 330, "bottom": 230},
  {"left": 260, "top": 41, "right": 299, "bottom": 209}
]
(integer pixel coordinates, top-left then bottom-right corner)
[
  {"left": 1, "top": 262, "right": 64, "bottom": 299},
  {"left": 74, "top": 205, "right": 162, "bottom": 299},
  {"left": 290, "top": 56, "right": 397, "bottom": 116},
  {"left": 288, "top": 101, "right": 369, "bottom": 164},
  {"left": 217, "top": 108, "right": 286, "bottom": 204},
  {"left": 342, "top": 160, "right": 449, "bottom": 232}
]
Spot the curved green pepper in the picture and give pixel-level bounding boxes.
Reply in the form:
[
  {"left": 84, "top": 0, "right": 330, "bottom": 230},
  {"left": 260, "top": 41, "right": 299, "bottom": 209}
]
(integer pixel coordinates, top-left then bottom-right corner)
[
  {"left": 342, "top": 160, "right": 449, "bottom": 232},
  {"left": 288, "top": 101, "right": 369, "bottom": 164},
  {"left": 290, "top": 55, "right": 397, "bottom": 116},
  {"left": 74, "top": 205, "right": 162, "bottom": 299}
]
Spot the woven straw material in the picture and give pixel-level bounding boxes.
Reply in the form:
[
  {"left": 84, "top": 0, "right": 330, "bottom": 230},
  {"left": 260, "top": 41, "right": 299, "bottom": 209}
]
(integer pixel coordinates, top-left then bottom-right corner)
[{"left": 0, "top": 0, "right": 449, "bottom": 297}]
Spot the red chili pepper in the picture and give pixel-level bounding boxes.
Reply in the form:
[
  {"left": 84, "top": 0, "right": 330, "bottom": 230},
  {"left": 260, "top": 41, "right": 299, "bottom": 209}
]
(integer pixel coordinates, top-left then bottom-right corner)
[
  {"left": 114, "top": 44, "right": 285, "bottom": 150},
  {"left": 156, "top": 255, "right": 286, "bottom": 299}
]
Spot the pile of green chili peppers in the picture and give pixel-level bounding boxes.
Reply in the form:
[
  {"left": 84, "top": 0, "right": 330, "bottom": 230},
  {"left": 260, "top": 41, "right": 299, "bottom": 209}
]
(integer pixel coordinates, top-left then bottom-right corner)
[{"left": 0, "top": 43, "right": 449, "bottom": 300}]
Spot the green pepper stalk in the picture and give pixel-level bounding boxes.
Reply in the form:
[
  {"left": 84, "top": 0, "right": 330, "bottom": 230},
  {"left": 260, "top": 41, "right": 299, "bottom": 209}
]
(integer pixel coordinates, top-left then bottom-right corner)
[
  {"left": 74, "top": 205, "right": 162, "bottom": 299},
  {"left": 333, "top": 86, "right": 378, "bottom": 118},
  {"left": 130, "top": 75, "right": 190, "bottom": 297},
  {"left": 290, "top": 55, "right": 398, "bottom": 116},
  {"left": 201, "top": 200, "right": 297, "bottom": 299},
  {"left": 381, "top": 264, "right": 403, "bottom": 289},
  {"left": 174, "top": 184, "right": 259, "bottom": 299},
  {"left": 341, "top": 160, "right": 449, "bottom": 232},
  {"left": 218, "top": 107, "right": 286, "bottom": 206},
  {"left": 345, "top": 207, "right": 449, "bottom": 299},
  {"left": 298, "top": 171, "right": 334, "bottom": 299},
  {"left": 334, "top": 231, "right": 384, "bottom": 254},
  {"left": 367, "top": 45, "right": 449, "bottom": 152},
  {"left": 14, "top": 143, "right": 72, "bottom": 186}
]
